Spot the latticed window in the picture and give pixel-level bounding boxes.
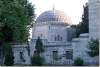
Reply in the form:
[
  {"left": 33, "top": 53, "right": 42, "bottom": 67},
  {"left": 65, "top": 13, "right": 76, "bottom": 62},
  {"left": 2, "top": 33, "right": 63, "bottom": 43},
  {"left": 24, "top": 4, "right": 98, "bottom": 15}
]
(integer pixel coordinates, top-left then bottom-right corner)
[
  {"left": 65, "top": 50, "right": 73, "bottom": 59},
  {"left": 52, "top": 51, "right": 58, "bottom": 60}
]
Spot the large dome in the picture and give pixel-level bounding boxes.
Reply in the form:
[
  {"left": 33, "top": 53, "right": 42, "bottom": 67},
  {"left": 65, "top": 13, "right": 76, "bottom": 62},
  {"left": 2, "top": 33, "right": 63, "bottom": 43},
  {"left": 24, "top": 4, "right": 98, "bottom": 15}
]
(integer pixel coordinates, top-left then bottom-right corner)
[{"left": 36, "top": 10, "right": 72, "bottom": 25}]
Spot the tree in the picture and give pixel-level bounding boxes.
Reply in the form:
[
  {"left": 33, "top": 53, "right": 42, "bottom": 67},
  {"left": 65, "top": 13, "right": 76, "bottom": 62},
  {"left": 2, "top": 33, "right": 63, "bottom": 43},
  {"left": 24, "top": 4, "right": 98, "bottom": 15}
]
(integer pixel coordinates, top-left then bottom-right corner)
[
  {"left": 73, "top": 3, "right": 89, "bottom": 37},
  {"left": 31, "top": 37, "right": 44, "bottom": 65},
  {"left": 31, "top": 52, "right": 43, "bottom": 66},
  {"left": 79, "top": 3, "right": 89, "bottom": 34},
  {"left": 87, "top": 39, "right": 99, "bottom": 57},
  {"left": 35, "top": 37, "right": 44, "bottom": 53},
  {"left": 3, "top": 43, "right": 14, "bottom": 66},
  {"left": 0, "top": 0, "right": 35, "bottom": 43},
  {"left": 1, "top": 24, "right": 13, "bottom": 43},
  {"left": 0, "top": 0, "right": 35, "bottom": 65},
  {"left": 74, "top": 57, "right": 84, "bottom": 66}
]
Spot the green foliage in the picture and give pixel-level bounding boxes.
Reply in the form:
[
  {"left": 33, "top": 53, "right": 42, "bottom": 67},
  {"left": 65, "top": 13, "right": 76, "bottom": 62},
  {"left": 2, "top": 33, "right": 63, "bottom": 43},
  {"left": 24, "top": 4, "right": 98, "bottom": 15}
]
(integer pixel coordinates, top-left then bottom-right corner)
[
  {"left": 71, "top": 3, "right": 89, "bottom": 37},
  {"left": 31, "top": 53, "right": 43, "bottom": 66},
  {"left": 3, "top": 43, "right": 14, "bottom": 66},
  {"left": 79, "top": 3, "right": 88, "bottom": 33},
  {"left": 4, "top": 53, "right": 14, "bottom": 66},
  {"left": 0, "top": 0, "right": 35, "bottom": 43},
  {"left": 87, "top": 39, "right": 99, "bottom": 57},
  {"left": 1, "top": 24, "right": 13, "bottom": 42},
  {"left": 0, "top": 0, "right": 35, "bottom": 65},
  {"left": 74, "top": 57, "right": 84, "bottom": 66},
  {"left": 35, "top": 37, "right": 44, "bottom": 53},
  {"left": 31, "top": 37, "right": 44, "bottom": 66}
]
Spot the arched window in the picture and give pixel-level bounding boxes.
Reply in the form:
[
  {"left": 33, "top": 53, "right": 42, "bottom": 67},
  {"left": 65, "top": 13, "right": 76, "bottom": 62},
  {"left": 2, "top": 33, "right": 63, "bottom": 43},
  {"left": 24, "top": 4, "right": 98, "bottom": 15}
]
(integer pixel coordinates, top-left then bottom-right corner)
[
  {"left": 55, "top": 36, "right": 57, "bottom": 41},
  {"left": 57, "top": 35, "right": 60, "bottom": 41},
  {"left": 40, "top": 34, "right": 43, "bottom": 37},
  {"left": 60, "top": 37, "right": 62, "bottom": 41}
]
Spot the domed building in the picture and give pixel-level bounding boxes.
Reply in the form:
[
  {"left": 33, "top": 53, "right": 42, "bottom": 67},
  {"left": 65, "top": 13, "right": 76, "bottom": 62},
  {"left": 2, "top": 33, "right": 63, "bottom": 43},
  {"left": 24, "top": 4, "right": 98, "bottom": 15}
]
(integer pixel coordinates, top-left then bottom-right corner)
[
  {"left": 11, "top": 9, "right": 76, "bottom": 65},
  {"left": 36, "top": 10, "right": 71, "bottom": 24},
  {"left": 29, "top": 9, "right": 76, "bottom": 65},
  {"left": 11, "top": 2, "right": 99, "bottom": 65}
]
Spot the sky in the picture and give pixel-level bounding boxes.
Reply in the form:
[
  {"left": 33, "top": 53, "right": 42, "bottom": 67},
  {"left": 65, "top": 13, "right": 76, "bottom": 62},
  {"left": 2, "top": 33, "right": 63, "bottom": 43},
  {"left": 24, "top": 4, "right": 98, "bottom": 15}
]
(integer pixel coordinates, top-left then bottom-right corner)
[{"left": 29, "top": 0, "right": 88, "bottom": 24}]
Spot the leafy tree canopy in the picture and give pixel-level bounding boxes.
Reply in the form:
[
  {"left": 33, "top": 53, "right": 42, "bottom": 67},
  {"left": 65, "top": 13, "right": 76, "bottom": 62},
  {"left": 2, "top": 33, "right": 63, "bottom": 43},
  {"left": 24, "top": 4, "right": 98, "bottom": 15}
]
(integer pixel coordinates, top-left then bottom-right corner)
[
  {"left": 0, "top": 0, "right": 35, "bottom": 43},
  {"left": 71, "top": 3, "right": 89, "bottom": 37},
  {"left": 0, "top": 0, "right": 35, "bottom": 65}
]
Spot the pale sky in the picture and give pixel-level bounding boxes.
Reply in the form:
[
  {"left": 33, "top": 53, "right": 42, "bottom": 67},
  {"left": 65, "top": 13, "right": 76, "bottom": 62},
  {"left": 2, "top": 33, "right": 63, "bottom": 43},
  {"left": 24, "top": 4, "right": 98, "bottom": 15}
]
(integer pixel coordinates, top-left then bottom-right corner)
[{"left": 29, "top": 0, "right": 88, "bottom": 24}]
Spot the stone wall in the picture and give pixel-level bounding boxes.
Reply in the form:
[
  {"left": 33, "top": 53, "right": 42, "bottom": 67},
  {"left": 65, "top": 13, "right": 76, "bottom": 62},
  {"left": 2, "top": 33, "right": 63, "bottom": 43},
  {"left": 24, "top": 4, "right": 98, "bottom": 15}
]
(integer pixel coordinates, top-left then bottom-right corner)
[
  {"left": 72, "top": 33, "right": 99, "bottom": 65},
  {"left": 12, "top": 45, "right": 31, "bottom": 65},
  {"left": 89, "top": 0, "right": 100, "bottom": 39}
]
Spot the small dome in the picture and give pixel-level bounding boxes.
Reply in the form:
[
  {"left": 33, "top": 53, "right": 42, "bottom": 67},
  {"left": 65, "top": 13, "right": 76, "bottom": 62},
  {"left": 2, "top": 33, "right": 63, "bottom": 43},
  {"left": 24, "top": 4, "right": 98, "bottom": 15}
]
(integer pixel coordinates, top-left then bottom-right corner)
[{"left": 36, "top": 10, "right": 72, "bottom": 25}]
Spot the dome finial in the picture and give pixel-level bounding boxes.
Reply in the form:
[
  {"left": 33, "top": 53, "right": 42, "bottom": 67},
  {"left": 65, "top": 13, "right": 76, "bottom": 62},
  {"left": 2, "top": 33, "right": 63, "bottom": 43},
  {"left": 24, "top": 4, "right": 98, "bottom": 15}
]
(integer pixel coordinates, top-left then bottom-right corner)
[{"left": 52, "top": 4, "right": 55, "bottom": 11}]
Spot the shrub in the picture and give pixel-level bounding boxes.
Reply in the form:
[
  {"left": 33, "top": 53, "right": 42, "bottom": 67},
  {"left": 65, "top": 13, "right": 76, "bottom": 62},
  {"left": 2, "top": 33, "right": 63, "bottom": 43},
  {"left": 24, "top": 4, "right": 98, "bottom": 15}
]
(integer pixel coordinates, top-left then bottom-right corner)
[
  {"left": 74, "top": 57, "right": 84, "bottom": 66},
  {"left": 31, "top": 53, "right": 43, "bottom": 66}
]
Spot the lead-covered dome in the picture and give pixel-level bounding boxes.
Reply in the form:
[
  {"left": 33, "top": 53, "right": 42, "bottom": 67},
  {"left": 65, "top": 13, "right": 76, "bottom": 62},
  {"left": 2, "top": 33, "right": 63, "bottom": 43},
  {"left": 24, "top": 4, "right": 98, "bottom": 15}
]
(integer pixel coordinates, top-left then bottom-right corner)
[{"left": 36, "top": 10, "right": 72, "bottom": 25}]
